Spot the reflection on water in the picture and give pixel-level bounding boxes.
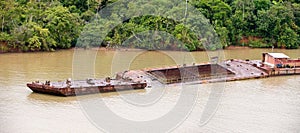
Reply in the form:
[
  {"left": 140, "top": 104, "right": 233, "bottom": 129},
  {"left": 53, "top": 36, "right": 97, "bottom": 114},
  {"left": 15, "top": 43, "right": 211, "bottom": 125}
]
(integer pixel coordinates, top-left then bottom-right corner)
[
  {"left": 0, "top": 48, "right": 300, "bottom": 132},
  {"left": 27, "top": 89, "right": 148, "bottom": 103},
  {"left": 27, "top": 93, "right": 78, "bottom": 103}
]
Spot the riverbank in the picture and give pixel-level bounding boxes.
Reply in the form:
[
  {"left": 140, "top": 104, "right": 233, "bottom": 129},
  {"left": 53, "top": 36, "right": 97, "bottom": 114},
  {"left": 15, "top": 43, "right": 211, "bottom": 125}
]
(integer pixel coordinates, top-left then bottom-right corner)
[
  {"left": 1, "top": 45, "right": 299, "bottom": 54},
  {"left": 225, "top": 46, "right": 252, "bottom": 50}
]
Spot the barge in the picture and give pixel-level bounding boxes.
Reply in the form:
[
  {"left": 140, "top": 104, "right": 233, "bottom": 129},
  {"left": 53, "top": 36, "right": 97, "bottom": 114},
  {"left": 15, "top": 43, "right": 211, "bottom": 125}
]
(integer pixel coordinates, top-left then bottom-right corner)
[
  {"left": 27, "top": 78, "right": 147, "bottom": 96},
  {"left": 143, "top": 53, "right": 300, "bottom": 85},
  {"left": 27, "top": 52, "right": 299, "bottom": 96}
]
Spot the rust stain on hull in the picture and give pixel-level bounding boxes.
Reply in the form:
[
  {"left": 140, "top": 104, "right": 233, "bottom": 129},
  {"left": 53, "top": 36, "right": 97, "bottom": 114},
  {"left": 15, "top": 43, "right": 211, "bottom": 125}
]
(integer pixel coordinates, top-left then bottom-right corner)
[{"left": 27, "top": 80, "right": 147, "bottom": 97}]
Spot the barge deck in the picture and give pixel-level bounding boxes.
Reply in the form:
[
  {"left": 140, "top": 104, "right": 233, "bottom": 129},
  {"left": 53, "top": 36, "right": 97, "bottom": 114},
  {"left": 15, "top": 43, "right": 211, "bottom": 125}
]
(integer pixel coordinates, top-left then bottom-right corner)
[
  {"left": 27, "top": 53, "right": 300, "bottom": 96},
  {"left": 27, "top": 78, "right": 147, "bottom": 96}
]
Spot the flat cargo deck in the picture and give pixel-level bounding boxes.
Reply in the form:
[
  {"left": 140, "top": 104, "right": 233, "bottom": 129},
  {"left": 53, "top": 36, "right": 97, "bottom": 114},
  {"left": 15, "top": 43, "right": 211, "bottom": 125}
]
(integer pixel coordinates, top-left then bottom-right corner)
[
  {"left": 145, "top": 60, "right": 269, "bottom": 84},
  {"left": 27, "top": 79, "right": 147, "bottom": 96}
]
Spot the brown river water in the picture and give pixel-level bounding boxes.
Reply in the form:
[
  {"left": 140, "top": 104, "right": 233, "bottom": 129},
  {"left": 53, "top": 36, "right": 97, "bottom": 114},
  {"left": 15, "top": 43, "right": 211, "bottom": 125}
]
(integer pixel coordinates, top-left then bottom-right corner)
[{"left": 0, "top": 48, "right": 299, "bottom": 132}]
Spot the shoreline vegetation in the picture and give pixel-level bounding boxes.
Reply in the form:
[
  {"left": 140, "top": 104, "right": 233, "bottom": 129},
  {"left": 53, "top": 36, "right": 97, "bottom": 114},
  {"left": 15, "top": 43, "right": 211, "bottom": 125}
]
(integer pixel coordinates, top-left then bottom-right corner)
[
  {"left": 0, "top": 45, "right": 297, "bottom": 55},
  {"left": 1, "top": 0, "right": 300, "bottom": 54}
]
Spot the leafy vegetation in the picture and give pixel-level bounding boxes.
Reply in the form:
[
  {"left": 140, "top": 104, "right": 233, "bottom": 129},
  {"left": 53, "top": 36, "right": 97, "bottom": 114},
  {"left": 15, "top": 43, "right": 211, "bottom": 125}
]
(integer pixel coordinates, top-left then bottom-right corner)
[{"left": 0, "top": 0, "right": 299, "bottom": 53}]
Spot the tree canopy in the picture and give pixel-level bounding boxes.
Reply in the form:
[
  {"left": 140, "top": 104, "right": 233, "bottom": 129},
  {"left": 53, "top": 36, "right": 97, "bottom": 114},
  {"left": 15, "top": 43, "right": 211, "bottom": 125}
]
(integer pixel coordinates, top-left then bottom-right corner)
[{"left": 0, "top": 0, "right": 299, "bottom": 52}]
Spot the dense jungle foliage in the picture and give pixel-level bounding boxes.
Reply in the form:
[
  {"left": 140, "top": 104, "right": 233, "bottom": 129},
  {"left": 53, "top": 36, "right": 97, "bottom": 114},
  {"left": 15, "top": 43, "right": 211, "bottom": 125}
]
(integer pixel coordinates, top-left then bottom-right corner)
[{"left": 0, "top": 0, "right": 299, "bottom": 52}]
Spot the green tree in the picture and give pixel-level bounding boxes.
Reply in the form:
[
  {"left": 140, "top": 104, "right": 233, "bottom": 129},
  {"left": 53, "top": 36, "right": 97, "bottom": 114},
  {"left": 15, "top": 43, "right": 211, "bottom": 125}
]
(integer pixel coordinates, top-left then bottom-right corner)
[
  {"left": 43, "top": 6, "right": 82, "bottom": 49},
  {"left": 190, "top": 0, "right": 232, "bottom": 47},
  {"left": 257, "top": 2, "right": 299, "bottom": 49}
]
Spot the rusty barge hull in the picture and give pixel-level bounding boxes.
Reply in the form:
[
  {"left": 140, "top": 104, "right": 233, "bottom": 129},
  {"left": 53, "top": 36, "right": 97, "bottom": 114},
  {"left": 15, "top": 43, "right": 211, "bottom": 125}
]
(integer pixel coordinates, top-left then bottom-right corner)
[
  {"left": 146, "top": 64, "right": 235, "bottom": 84},
  {"left": 144, "top": 59, "right": 300, "bottom": 85},
  {"left": 143, "top": 60, "right": 273, "bottom": 84},
  {"left": 27, "top": 81, "right": 147, "bottom": 96}
]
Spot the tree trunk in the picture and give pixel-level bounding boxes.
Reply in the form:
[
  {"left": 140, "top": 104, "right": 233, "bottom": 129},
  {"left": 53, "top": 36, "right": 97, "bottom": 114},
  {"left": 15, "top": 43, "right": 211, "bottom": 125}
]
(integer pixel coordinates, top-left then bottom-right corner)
[{"left": 1, "top": 16, "right": 4, "bottom": 32}]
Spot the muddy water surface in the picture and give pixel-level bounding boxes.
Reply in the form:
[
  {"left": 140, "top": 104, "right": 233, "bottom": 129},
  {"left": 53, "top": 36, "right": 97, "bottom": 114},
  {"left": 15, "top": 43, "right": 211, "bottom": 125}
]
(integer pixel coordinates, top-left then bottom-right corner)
[{"left": 0, "top": 48, "right": 299, "bottom": 132}]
